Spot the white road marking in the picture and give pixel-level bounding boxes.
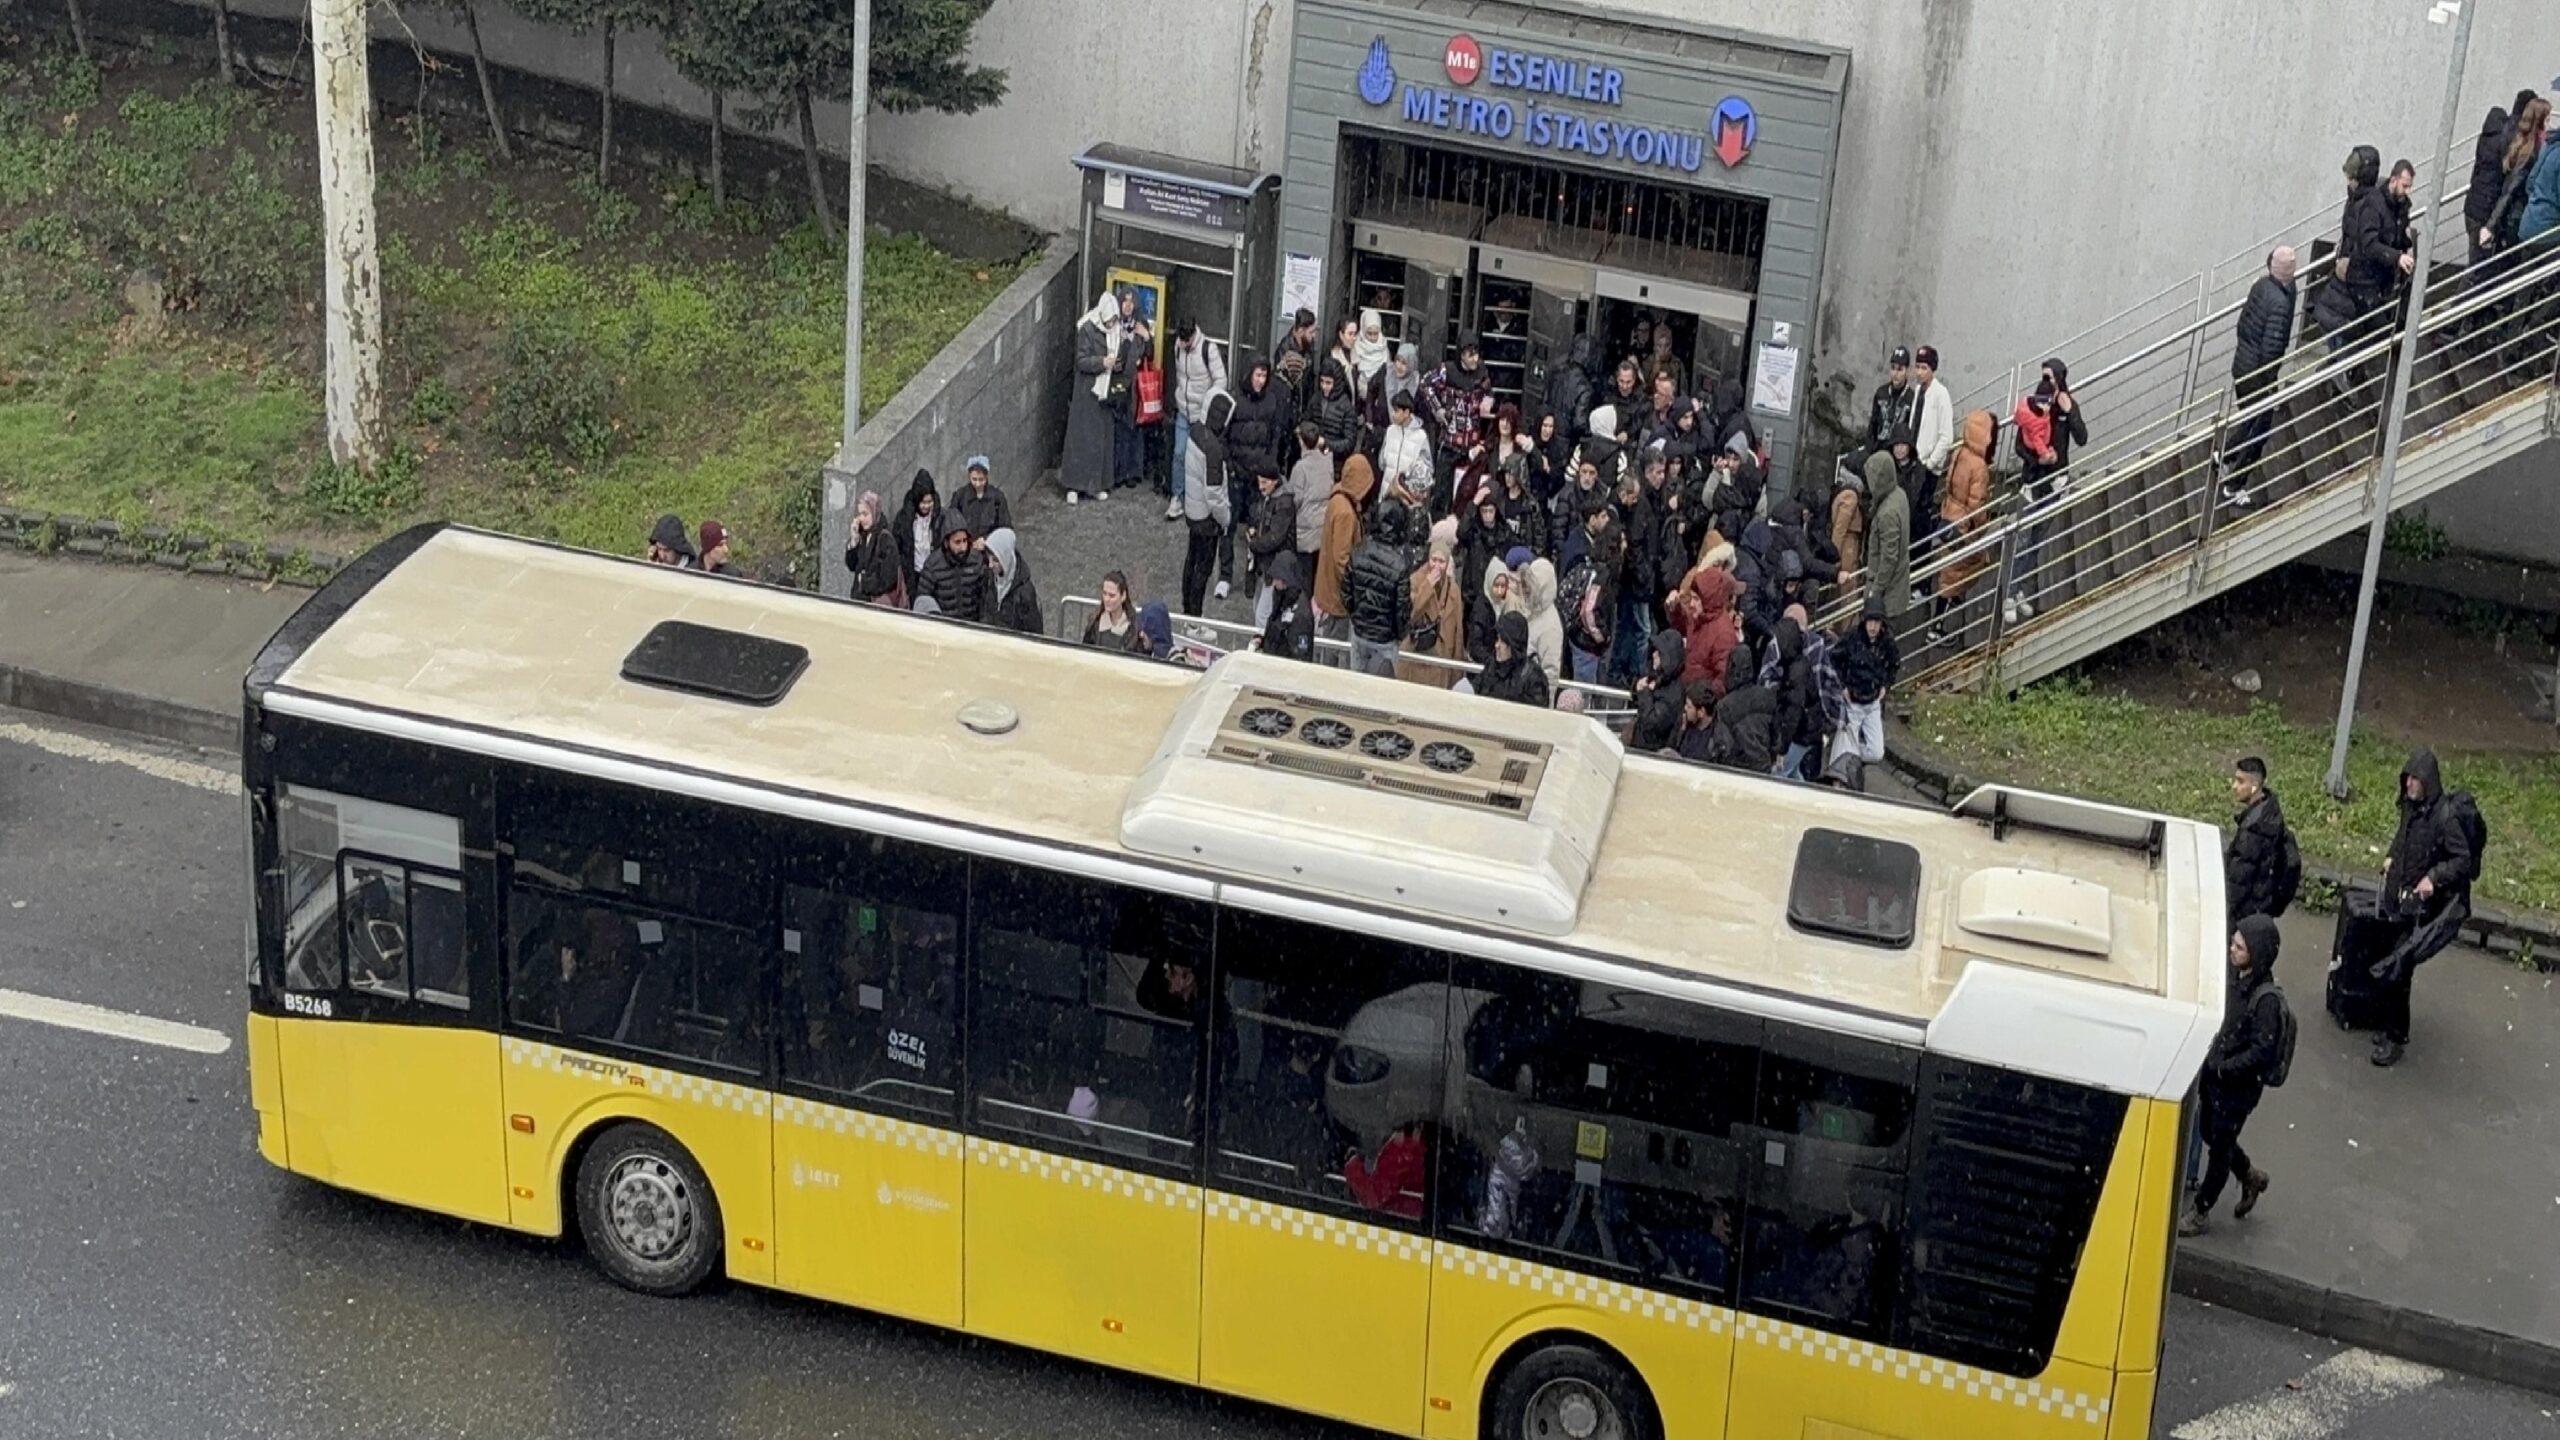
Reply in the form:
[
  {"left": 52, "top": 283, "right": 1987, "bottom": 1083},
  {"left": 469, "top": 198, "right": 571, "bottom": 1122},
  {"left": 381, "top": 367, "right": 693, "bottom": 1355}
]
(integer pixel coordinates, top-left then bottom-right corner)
[
  {"left": 0, "top": 720, "right": 236, "bottom": 794},
  {"left": 2172, "top": 1349, "right": 2443, "bottom": 1440},
  {"left": 0, "top": 988, "right": 233, "bottom": 1055}
]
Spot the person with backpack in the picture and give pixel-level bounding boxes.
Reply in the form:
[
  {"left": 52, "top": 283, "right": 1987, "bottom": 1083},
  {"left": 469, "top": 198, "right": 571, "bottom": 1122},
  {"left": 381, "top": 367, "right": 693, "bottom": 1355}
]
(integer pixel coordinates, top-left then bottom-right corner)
[
  {"left": 2180, "top": 915, "right": 2292, "bottom": 1237},
  {"left": 2367, "top": 748, "right": 2485, "bottom": 1068},
  {"left": 2225, "top": 757, "right": 2300, "bottom": 921}
]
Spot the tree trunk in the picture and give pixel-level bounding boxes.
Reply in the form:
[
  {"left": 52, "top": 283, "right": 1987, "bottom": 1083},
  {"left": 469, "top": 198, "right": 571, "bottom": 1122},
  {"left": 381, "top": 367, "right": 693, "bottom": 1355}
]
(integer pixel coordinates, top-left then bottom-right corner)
[
  {"left": 312, "top": 0, "right": 386, "bottom": 468},
  {"left": 708, "top": 88, "right": 724, "bottom": 208},
  {"left": 597, "top": 19, "right": 616, "bottom": 186},
  {"left": 65, "top": 0, "right": 94, "bottom": 60},
  {"left": 460, "top": 0, "right": 512, "bottom": 160},
  {"left": 796, "top": 85, "right": 836, "bottom": 245},
  {"left": 211, "top": 0, "right": 238, "bottom": 84}
]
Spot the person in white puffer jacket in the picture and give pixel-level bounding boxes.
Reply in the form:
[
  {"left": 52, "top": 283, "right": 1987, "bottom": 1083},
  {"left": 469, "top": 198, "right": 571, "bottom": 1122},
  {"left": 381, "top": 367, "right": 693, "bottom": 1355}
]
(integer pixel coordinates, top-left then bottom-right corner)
[{"left": 1165, "top": 322, "right": 1226, "bottom": 519}]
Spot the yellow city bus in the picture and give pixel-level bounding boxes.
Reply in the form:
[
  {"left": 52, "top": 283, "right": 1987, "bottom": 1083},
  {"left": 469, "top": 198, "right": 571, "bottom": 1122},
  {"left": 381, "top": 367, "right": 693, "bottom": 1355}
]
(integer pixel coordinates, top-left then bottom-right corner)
[{"left": 243, "top": 526, "right": 2222, "bottom": 1440}]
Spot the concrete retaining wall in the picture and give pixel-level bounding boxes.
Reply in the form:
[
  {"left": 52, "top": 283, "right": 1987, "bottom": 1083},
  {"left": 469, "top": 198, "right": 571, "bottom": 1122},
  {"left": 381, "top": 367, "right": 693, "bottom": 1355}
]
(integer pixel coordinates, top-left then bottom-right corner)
[{"left": 818, "top": 241, "right": 1081, "bottom": 598}]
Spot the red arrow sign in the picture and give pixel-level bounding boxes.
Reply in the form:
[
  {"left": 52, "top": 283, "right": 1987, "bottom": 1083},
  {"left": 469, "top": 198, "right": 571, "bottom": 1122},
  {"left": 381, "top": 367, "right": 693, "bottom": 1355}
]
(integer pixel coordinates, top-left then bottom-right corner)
[{"left": 1713, "top": 119, "right": 1750, "bottom": 168}]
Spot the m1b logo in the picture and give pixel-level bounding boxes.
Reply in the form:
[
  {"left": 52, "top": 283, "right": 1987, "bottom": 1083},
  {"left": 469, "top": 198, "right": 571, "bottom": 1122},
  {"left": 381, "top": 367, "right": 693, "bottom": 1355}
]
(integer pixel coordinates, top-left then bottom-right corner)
[{"left": 1443, "top": 34, "right": 1482, "bottom": 86}]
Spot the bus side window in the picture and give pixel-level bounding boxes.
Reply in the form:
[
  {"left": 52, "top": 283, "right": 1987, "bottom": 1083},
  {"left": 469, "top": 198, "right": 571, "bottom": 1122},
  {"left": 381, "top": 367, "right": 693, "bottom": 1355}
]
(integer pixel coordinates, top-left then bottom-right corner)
[
  {"left": 1205, "top": 910, "right": 1451, "bottom": 1227},
  {"left": 1738, "top": 1034, "right": 1917, "bottom": 1339},
  {"left": 340, "top": 857, "right": 467, "bottom": 1009},
  {"left": 778, "top": 858, "right": 963, "bottom": 1122},
  {"left": 968, "top": 866, "right": 1212, "bottom": 1177},
  {"left": 1439, "top": 962, "right": 1757, "bottom": 1301},
  {"left": 505, "top": 886, "right": 761, "bottom": 1073}
]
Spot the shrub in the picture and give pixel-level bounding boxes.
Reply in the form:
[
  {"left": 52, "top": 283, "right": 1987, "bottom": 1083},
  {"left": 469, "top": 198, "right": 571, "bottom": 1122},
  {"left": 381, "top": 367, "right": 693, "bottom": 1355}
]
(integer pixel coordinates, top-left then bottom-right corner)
[
  {"left": 492, "top": 314, "right": 616, "bottom": 467},
  {"left": 305, "top": 446, "right": 425, "bottom": 518}
]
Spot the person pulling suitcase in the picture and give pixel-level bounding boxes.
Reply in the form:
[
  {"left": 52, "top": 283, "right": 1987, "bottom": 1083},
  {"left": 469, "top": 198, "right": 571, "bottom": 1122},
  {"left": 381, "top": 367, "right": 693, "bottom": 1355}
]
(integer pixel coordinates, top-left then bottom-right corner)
[
  {"left": 2365, "top": 749, "right": 2486, "bottom": 1068},
  {"left": 2182, "top": 915, "right": 2294, "bottom": 1237}
]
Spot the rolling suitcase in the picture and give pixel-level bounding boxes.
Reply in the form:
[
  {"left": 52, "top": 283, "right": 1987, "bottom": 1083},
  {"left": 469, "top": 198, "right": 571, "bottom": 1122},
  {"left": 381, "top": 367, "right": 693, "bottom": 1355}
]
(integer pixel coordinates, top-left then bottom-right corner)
[{"left": 2326, "top": 887, "right": 2406, "bottom": 1031}]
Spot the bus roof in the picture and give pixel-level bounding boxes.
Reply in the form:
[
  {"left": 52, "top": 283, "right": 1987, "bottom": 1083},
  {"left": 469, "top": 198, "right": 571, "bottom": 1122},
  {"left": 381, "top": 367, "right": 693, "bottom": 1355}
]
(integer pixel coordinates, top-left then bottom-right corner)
[{"left": 252, "top": 527, "right": 2222, "bottom": 1098}]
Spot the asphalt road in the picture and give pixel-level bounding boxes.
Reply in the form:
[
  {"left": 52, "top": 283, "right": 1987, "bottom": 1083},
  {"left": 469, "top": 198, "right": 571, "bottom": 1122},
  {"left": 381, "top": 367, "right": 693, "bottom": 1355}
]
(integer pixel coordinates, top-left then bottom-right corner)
[{"left": 2, "top": 710, "right": 2554, "bottom": 1440}]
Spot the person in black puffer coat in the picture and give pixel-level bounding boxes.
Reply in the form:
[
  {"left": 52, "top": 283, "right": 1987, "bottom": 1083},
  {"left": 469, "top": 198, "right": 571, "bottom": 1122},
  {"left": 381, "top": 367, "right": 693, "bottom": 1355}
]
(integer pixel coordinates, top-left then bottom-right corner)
[
  {"left": 1767, "top": 617, "right": 1825, "bottom": 779},
  {"left": 2466, "top": 93, "right": 2536, "bottom": 262},
  {"left": 1544, "top": 333, "right": 1598, "bottom": 446},
  {"left": 1310, "top": 367, "right": 1362, "bottom": 459},
  {"left": 1709, "top": 681, "right": 1779, "bottom": 773},
  {"left": 916, "top": 522, "right": 992, "bottom": 623},
  {"left": 1260, "top": 552, "right": 1316, "bottom": 663},
  {"left": 1345, "top": 500, "right": 1414, "bottom": 678},
  {"left": 1629, "top": 630, "right": 1689, "bottom": 752}
]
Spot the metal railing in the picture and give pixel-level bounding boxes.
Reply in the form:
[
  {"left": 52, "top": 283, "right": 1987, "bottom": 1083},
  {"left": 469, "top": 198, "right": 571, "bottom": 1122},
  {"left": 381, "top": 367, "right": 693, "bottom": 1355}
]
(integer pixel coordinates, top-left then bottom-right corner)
[
  {"left": 1823, "top": 233, "right": 2560, "bottom": 696},
  {"left": 1055, "top": 595, "right": 1637, "bottom": 714}
]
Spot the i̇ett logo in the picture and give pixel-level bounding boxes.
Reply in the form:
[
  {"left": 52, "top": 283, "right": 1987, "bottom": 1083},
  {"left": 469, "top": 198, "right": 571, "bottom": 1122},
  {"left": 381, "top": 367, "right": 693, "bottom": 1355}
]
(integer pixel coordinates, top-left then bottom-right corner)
[{"left": 1442, "top": 34, "right": 1482, "bottom": 85}]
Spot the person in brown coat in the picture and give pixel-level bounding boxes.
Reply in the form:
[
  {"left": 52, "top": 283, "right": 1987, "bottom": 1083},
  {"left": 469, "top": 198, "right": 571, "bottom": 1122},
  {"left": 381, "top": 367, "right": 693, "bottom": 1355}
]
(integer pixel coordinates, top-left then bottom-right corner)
[
  {"left": 1396, "top": 519, "right": 1469, "bottom": 688},
  {"left": 1928, "top": 408, "right": 1998, "bottom": 644},
  {"left": 1314, "top": 453, "right": 1376, "bottom": 639},
  {"left": 1829, "top": 461, "right": 1866, "bottom": 582}
]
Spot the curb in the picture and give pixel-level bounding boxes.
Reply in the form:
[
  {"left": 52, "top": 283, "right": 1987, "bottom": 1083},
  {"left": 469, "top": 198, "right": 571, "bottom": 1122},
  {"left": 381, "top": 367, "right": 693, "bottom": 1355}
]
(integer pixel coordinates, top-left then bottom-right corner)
[
  {"left": 1881, "top": 718, "right": 2560, "bottom": 963},
  {"left": 0, "top": 662, "right": 238, "bottom": 755},
  {"left": 2173, "top": 1250, "right": 2560, "bottom": 1396}
]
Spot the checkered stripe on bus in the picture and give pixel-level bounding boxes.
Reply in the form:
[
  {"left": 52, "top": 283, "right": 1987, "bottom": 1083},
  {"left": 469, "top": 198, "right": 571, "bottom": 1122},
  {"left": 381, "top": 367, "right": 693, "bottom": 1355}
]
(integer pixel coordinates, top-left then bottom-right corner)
[
  {"left": 1438, "top": 1247, "right": 1728, "bottom": 1331},
  {"left": 501, "top": 1038, "right": 771, "bottom": 1116},
  {"left": 963, "top": 1137, "right": 1202, "bottom": 1210},
  {"left": 771, "top": 1095, "right": 962, "bottom": 1158},
  {"left": 1733, "top": 1315, "right": 2110, "bottom": 1425},
  {"left": 1203, "top": 1192, "right": 1431, "bottom": 1266}
]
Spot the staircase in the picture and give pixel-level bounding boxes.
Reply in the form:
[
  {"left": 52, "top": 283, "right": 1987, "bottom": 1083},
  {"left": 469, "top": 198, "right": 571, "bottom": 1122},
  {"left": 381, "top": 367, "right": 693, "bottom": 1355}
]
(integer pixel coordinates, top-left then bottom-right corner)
[{"left": 1844, "top": 184, "right": 2560, "bottom": 696}]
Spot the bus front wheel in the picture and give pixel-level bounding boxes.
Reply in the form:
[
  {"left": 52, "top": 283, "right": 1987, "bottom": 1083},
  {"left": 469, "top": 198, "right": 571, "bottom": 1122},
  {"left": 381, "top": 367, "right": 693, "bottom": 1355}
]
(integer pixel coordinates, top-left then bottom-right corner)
[
  {"left": 574, "top": 1123, "right": 724, "bottom": 1297},
  {"left": 1485, "top": 1341, "right": 1659, "bottom": 1440}
]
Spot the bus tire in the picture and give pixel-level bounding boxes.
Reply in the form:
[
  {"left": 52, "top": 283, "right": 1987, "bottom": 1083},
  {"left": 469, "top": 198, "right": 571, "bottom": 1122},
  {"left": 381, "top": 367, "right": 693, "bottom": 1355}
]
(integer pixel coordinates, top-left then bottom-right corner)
[
  {"left": 1484, "top": 1339, "right": 1660, "bottom": 1440},
  {"left": 573, "top": 1122, "right": 724, "bottom": 1297}
]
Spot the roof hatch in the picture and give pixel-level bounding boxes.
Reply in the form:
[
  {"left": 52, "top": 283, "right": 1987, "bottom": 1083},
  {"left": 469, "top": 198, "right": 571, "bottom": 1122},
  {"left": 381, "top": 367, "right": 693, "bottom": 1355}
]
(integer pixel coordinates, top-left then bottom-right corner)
[
  {"left": 1120, "top": 652, "right": 1622, "bottom": 935},
  {"left": 621, "top": 620, "right": 809, "bottom": 706}
]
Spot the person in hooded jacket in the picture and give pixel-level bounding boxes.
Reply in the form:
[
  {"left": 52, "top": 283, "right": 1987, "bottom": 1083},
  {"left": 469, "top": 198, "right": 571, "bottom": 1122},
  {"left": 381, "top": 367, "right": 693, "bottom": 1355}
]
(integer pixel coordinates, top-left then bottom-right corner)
[
  {"left": 1135, "top": 602, "right": 1175, "bottom": 662},
  {"left": 1863, "top": 433, "right": 1914, "bottom": 625},
  {"left": 1346, "top": 500, "right": 1415, "bottom": 677},
  {"left": 890, "top": 470, "right": 950, "bottom": 603},
  {"left": 1316, "top": 454, "right": 1377, "bottom": 639},
  {"left": 1396, "top": 521, "right": 1468, "bottom": 688},
  {"left": 1376, "top": 389, "right": 1438, "bottom": 516},
  {"left": 1518, "top": 557, "right": 1567, "bottom": 682},
  {"left": 1668, "top": 565, "right": 1741, "bottom": 694},
  {"left": 2369, "top": 748, "right": 2481, "bottom": 1066},
  {"left": 844, "top": 489, "right": 903, "bottom": 605},
  {"left": 918, "top": 521, "right": 993, "bottom": 623},
  {"left": 1242, "top": 465, "right": 1297, "bottom": 623},
  {"left": 1545, "top": 334, "right": 1599, "bottom": 445},
  {"left": 647, "top": 513, "right": 699, "bottom": 569},
  {"left": 1629, "top": 631, "right": 1689, "bottom": 752},
  {"left": 1766, "top": 617, "right": 1825, "bottom": 780},
  {"left": 2180, "top": 916, "right": 2286, "bottom": 1236},
  {"left": 1182, "top": 391, "right": 1240, "bottom": 614},
  {"left": 1829, "top": 457, "right": 1866, "bottom": 581},
  {"left": 1467, "top": 556, "right": 1521, "bottom": 668},
  {"left": 2224, "top": 757, "right": 2291, "bottom": 921},
  {"left": 1710, "top": 679, "right": 1779, "bottom": 773},
  {"left": 2467, "top": 91, "right": 2537, "bottom": 263},
  {"left": 1286, "top": 422, "right": 1336, "bottom": 579},
  {"left": 954, "top": 456, "right": 1012, "bottom": 539},
  {"left": 1476, "top": 613, "right": 1550, "bottom": 708},
  {"left": 1364, "top": 343, "right": 1424, "bottom": 443},
  {"left": 983, "top": 528, "right": 1042, "bottom": 635},
  {"left": 1928, "top": 410, "right": 1999, "bottom": 644},
  {"left": 1831, "top": 598, "right": 1899, "bottom": 765},
  {"left": 1259, "top": 552, "right": 1316, "bottom": 663},
  {"left": 1310, "top": 366, "right": 1363, "bottom": 459}
]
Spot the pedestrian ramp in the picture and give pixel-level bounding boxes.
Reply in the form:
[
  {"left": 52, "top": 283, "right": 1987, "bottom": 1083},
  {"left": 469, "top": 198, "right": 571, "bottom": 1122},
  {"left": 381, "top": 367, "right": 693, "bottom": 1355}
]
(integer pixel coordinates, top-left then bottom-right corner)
[{"left": 1837, "top": 232, "right": 2560, "bottom": 696}]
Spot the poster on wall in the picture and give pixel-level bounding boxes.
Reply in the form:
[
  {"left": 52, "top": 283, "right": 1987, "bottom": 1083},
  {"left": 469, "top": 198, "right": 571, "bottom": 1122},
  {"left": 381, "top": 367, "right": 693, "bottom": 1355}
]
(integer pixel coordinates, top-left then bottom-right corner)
[
  {"left": 1751, "top": 342, "right": 1799, "bottom": 417},
  {"left": 1280, "top": 252, "right": 1324, "bottom": 328},
  {"left": 1106, "top": 266, "right": 1169, "bottom": 370}
]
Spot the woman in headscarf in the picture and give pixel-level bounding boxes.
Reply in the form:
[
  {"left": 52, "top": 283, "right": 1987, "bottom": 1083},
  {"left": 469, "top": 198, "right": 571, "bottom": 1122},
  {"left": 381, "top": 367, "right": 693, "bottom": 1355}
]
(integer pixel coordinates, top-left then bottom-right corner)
[
  {"left": 1363, "top": 342, "right": 1422, "bottom": 446},
  {"left": 1475, "top": 613, "right": 1550, "bottom": 708},
  {"left": 1350, "top": 308, "right": 1393, "bottom": 403},
  {"left": 1396, "top": 518, "right": 1467, "bottom": 688},
  {"left": 1466, "top": 553, "right": 1525, "bottom": 667},
  {"left": 1062, "top": 292, "right": 1127, "bottom": 504},
  {"left": 1517, "top": 556, "right": 1567, "bottom": 683},
  {"left": 845, "top": 488, "right": 902, "bottom": 606},
  {"left": 889, "top": 469, "right": 949, "bottom": 604},
  {"left": 984, "top": 528, "right": 1043, "bottom": 635},
  {"left": 1529, "top": 410, "right": 1570, "bottom": 508},
  {"left": 1111, "top": 290, "right": 1152, "bottom": 493}
]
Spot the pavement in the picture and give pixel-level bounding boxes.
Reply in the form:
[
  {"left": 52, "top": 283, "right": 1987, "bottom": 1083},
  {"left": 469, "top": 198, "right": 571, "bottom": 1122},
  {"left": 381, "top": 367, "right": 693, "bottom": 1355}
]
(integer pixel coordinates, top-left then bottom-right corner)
[
  {"left": 8, "top": 545, "right": 2560, "bottom": 1403},
  {"left": 4, "top": 712, "right": 2557, "bottom": 1438}
]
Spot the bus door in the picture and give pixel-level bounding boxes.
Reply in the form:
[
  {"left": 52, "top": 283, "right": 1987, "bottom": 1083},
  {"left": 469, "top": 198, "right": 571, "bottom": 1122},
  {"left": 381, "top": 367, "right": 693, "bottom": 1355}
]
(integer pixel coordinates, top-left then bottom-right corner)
[
  {"left": 270, "top": 784, "right": 509, "bottom": 1224},
  {"left": 769, "top": 834, "right": 968, "bottom": 1328},
  {"left": 962, "top": 870, "right": 1211, "bottom": 1383},
  {"left": 1197, "top": 914, "right": 1452, "bottom": 1435}
]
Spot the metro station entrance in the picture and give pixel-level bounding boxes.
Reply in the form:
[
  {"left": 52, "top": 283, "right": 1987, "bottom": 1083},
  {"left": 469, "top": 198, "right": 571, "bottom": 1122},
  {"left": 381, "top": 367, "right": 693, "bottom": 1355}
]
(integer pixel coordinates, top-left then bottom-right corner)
[{"left": 1336, "top": 133, "right": 1764, "bottom": 415}]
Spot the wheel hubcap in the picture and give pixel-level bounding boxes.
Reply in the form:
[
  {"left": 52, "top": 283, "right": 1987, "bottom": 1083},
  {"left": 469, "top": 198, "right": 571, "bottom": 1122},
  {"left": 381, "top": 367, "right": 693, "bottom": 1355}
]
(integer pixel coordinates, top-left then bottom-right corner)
[
  {"left": 605, "top": 1155, "right": 692, "bottom": 1263},
  {"left": 1524, "top": 1378, "right": 1621, "bottom": 1440}
]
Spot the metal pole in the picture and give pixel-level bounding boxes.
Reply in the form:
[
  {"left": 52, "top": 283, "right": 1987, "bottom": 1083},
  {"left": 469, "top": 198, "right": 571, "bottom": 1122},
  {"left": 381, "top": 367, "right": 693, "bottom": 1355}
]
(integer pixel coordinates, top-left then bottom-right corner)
[
  {"left": 2324, "top": 0, "right": 2477, "bottom": 798},
  {"left": 839, "top": 0, "right": 872, "bottom": 451}
]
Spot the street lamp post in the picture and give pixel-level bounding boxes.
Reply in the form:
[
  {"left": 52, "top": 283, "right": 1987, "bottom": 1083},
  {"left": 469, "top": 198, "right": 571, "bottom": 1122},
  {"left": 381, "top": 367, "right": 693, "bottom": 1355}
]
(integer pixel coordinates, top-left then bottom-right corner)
[
  {"left": 2322, "top": 0, "right": 2480, "bottom": 799},
  {"left": 840, "top": 0, "right": 872, "bottom": 450}
]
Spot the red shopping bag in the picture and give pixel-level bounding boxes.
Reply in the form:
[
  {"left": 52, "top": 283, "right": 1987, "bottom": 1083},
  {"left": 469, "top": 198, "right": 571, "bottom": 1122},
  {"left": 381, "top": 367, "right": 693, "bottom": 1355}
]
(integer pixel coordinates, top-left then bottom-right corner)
[{"left": 1134, "top": 360, "right": 1167, "bottom": 425}]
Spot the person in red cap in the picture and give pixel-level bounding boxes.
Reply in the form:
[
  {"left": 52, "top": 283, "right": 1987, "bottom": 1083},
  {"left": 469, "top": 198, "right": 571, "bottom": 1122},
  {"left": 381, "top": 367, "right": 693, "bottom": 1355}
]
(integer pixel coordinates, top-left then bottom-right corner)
[{"left": 698, "top": 521, "right": 736, "bottom": 576}]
